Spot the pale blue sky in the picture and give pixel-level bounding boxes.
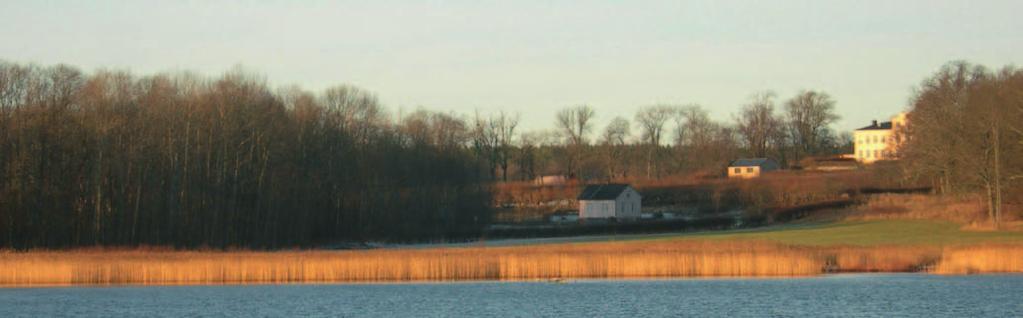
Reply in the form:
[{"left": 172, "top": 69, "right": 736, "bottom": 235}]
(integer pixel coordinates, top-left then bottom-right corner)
[{"left": 1, "top": 0, "right": 1021, "bottom": 134}]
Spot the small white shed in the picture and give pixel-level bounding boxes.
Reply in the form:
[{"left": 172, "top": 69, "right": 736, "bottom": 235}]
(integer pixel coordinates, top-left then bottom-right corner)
[
  {"left": 727, "top": 158, "right": 780, "bottom": 178},
  {"left": 577, "top": 184, "right": 641, "bottom": 219}
]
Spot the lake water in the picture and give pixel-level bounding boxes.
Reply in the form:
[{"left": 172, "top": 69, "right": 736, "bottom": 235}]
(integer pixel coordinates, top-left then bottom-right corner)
[{"left": 1, "top": 274, "right": 1020, "bottom": 317}]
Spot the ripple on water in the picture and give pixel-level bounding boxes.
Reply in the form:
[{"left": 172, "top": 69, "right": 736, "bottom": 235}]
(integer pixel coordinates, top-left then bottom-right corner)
[{"left": 0, "top": 274, "right": 1021, "bottom": 317}]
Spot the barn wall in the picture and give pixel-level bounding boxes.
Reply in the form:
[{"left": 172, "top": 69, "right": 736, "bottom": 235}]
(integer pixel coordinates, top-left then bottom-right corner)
[
  {"left": 579, "top": 186, "right": 642, "bottom": 219},
  {"left": 615, "top": 187, "right": 642, "bottom": 219},
  {"left": 728, "top": 166, "right": 761, "bottom": 178},
  {"left": 580, "top": 200, "right": 615, "bottom": 219}
]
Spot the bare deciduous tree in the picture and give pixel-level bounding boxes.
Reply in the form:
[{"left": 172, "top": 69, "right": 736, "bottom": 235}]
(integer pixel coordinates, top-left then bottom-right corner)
[
  {"left": 601, "top": 116, "right": 631, "bottom": 180},
  {"left": 494, "top": 111, "right": 520, "bottom": 182},
  {"left": 785, "top": 90, "right": 840, "bottom": 159},
  {"left": 735, "top": 92, "right": 783, "bottom": 158},
  {"left": 322, "top": 85, "right": 383, "bottom": 145},
  {"left": 903, "top": 61, "right": 1023, "bottom": 226},
  {"left": 0, "top": 62, "right": 491, "bottom": 249},
  {"left": 555, "top": 105, "right": 595, "bottom": 177},
  {"left": 675, "top": 105, "right": 714, "bottom": 148},
  {"left": 673, "top": 105, "right": 737, "bottom": 172},
  {"left": 471, "top": 111, "right": 499, "bottom": 180},
  {"left": 556, "top": 105, "right": 596, "bottom": 146},
  {"left": 635, "top": 105, "right": 674, "bottom": 178}
]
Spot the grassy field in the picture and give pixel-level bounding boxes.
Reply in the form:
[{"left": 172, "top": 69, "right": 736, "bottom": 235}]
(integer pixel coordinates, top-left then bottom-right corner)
[
  {"left": 665, "top": 220, "right": 1023, "bottom": 247},
  {"left": 457, "top": 219, "right": 1023, "bottom": 248}
]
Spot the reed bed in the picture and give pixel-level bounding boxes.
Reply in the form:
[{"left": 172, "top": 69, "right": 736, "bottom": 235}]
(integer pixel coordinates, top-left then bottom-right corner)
[
  {"left": 932, "top": 245, "right": 1023, "bottom": 274},
  {"left": 1, "top": 241, "right": 1021, "bottom": 286},
  {"left": 829, "top": 246, "right": 943, "bottom": 272}
]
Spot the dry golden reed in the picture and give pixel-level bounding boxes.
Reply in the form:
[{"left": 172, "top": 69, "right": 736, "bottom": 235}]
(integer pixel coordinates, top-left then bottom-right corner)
[
  {"left": 1, "top": 241, "right": 1020, "bottom": 286},
  {"left": 932, "top": 245, "right": 1023, "bottom": 274},
  {"left": 829, "top": 246, "right": 942, "bottom": 272},
  {"left": 0, "top": 241, "right": 820, "bottom": 286}
]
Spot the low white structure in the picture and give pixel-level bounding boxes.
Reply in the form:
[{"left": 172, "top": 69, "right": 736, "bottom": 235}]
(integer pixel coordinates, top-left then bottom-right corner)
[
  {"left": 534, "top": 175, "right": 570, "bottom": 186},
  {"left": 728, "top": 158, "right": 780, "bottom": 178},
  {"left": 577, "top": 184, "right": 641, "bottom": 219}
]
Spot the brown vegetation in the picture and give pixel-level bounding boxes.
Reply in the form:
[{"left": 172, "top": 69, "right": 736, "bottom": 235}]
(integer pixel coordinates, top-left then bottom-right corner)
[
  {"left": 849, "top": 194, "right": 1020, "bottom": 229},
  {"left": 852, "top": 194, "right": 987, "bottom": 223},
  {"left": 2, "top": 240, "right": 1021, "bottom": 286},
  {"left": 495, "top": 170, "right": 888, "bottom": 222},
  {"left": 0, "top": 242, "right": 819, "bottom": 286},
  {"left": 901, "top": 61, "right": 1023, "bottom": 226},
  {"left": 933, "top": 245, "right": 1023, "bottom": 274},
  {"left": 829, "top": 246, "right": 941, "bottom": 272}
]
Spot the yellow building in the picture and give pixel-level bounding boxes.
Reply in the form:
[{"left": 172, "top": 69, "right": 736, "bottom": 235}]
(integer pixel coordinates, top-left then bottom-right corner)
[
  {"left": 727, "top": 158, "right": 780, "bottom": 178},
  {"left": 853, "top": 112, "right": 908, "bottom": 163}
]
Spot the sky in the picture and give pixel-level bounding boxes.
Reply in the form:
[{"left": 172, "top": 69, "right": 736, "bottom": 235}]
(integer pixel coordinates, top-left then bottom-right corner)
[{"left": 1, "top": 0, "right": 1021, "bottom": 135}]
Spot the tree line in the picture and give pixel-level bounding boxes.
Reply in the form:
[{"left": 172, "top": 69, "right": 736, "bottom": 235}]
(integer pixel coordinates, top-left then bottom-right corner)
[
  {"left": 0, "top": 60, "right": 875, "bottom": 249},
  {"left": 501, "top": 91, "right": 846, "bottom": 183},
  {"left": 0, "top": 62, "right": 491, "bottom": 249},
  {"left": 901, "top": 61, "right": 1023, "bottom": 226}
]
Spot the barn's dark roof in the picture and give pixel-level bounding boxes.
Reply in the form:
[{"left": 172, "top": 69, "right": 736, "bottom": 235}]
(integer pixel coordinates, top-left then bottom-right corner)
[
  {"left": 856, "top": 121, "right": 893, "bottom": 131},
  {"left": 729, "top": 158, "right": 774, "bottom": 167},
  {"left": 577, "top": 184, "right": 631, "bottom": 201}
]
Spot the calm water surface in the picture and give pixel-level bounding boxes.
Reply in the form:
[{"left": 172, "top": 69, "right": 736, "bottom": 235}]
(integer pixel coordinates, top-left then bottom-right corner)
[{"left": 1, "top": 274, "right": 1021, "bottom": 317}]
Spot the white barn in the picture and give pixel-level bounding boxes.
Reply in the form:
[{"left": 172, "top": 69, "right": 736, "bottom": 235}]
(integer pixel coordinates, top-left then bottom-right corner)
[{"left": 577, "top": 184, "right": 641, "bottom": 219}]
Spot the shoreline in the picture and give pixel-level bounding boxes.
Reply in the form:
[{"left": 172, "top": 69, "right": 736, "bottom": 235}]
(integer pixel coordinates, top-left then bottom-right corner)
[
  {"left": 2, "top": 272, "right": 1019, "bottom": 289},
  {"left": 2, "top": 240, "right": 1020, "bottom": 287}
]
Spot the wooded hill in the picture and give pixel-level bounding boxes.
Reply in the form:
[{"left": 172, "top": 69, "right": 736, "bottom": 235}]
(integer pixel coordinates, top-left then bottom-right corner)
[{"left": 0, "top": 63, "right": 491, "bottom": 249}]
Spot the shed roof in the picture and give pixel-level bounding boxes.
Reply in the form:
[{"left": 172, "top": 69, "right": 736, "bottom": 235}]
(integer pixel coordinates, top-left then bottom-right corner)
[
  {"left": 729, "top": 158, "right": 775, "bottom": 167},
  {"left": 856, "top": 121, "right": 893, "bottom": 131},
  {"left": 577, "top": 184, "right": 631, "bottom": 201}
]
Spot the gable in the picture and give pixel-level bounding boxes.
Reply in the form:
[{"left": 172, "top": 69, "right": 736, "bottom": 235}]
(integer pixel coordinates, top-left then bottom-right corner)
[
  {"left": 729, "top": 158, "right": 778, "bottom": 168},
  {"left": 616, "top": 187, "right": 640, "bottom": 201},
  {"left": 578, "top": 184, "right": 633, "bottom": 201},
  {"left": 856, "top": 121, "right": 893, "bottom": 131}
]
